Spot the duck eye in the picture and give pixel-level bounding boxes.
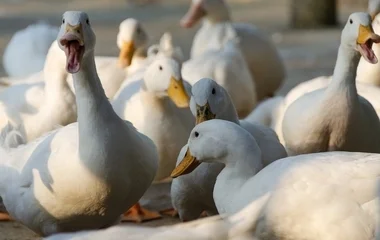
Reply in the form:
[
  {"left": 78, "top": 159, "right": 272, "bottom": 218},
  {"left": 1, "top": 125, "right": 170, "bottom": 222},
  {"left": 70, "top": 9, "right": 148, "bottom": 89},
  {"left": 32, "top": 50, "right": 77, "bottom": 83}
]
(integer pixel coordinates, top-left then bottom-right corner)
[
  {"left": 194, "top": 131, "right": 199, "bottom": 137},
  {"left": 86, "top": 19, "right": 90, "bottom": 25},
  {"left": 62, "top": 19, "right": 65, "bottom": 24},
  {"left": 159, "top": 66, "right": 163, "bottom": 71},
  {"left": 211, "top": 88, "right": 216, "bottom": 94},
  {"left": 349, "top": 19, "right": 353, "bottom": 24}
]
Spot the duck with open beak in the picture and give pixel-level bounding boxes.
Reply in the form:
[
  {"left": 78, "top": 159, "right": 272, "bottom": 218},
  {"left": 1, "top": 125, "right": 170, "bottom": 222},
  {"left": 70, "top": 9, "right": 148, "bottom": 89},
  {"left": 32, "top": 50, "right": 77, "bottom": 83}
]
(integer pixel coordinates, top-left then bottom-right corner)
[
  {"left": 118, "top": 40, "right": 135, "bottom": 68},
  {"left": 59, "top": 23, "right": 85, "bottom": 73},
  {"left": 357, "top": 24, "right": 380, "bottom": 63}
]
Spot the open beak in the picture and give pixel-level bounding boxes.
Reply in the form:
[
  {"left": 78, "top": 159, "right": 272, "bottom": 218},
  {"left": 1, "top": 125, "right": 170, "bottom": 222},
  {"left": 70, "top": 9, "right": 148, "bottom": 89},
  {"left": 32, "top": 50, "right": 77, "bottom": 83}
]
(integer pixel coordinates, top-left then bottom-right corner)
[
  {"left": 118, "top": 41, "right": 135, "bottom": 68},
  {"left": 180, "top": 1, "right": 206, "bottom": 28},
  {"left": 171, "top": 147, "right": 201, "bottom": 178},
  {"left": 196, "top": 102, "right": 216, "bottom": 124},
  {"left": 59, "top": 23, "right": 85, "bottom": 74},
  {"left": 167, "top": 77, "right": 190, "bottom": 108},
  {"left": 357, "top": 24, "right": 380, "bottom": 64}
]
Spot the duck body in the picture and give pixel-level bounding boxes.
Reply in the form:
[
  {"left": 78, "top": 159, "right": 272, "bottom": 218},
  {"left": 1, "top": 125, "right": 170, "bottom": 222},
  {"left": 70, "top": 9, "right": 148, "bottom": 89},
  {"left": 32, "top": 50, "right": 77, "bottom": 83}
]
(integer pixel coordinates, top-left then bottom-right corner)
[{"left": 284, "top": 85, "right": 380, "bottom": 154}]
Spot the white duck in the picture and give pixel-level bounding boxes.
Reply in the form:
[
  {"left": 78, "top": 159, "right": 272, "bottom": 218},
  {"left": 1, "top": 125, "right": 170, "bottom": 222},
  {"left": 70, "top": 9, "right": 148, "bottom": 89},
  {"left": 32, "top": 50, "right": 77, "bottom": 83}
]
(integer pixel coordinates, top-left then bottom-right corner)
[
  {"left": 282, "top": 12, "right": 380, "bottom": 155},
  {"left": 181, "top": 0, "right": 285, "bottom": 100},
  {"left": 0, "top": 41, "right": 76, "bottom": 143},
  {"left": 171, "top": 119, "right": 380, "bottom": 239},
  {"left": 182, "top": 26, "right": 256, "bottom": 118},
  {"left": 119, "top": 56, "right": 193, "bottom": 181},
  {"left": 2, "top": 22, "right": 59, "bottom": 79},
  {"left": 0, "top": 11, "right": 158, "bottom": 235},
  {"left": 112, "top": 56, "right": 193, "bottom": 222},
  {"left": 171, "top": 79, "right": 286, "bottom": 221}
]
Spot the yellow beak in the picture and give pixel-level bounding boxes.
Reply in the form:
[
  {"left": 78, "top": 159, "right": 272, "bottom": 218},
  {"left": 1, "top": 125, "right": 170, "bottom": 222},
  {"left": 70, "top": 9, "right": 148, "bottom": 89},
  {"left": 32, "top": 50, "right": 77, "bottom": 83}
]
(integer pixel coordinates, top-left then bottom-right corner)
[
  {"left": 167, "top": 77, "right": 190, "bottom": 108},
  {"left": 357, "top": 24, "right": 380, "bottom": 44},
  {"left": 65, "top": 24, "right": 84, "bottom": 45},
  {"left": 171, "top": 147, "right": 201, "bottom": 178},
  {"left": 195, "top": 103, "right": 216, "bottom": 125},
  {"left": 118, "top": 41, "right": 135, "bottom": 68}
]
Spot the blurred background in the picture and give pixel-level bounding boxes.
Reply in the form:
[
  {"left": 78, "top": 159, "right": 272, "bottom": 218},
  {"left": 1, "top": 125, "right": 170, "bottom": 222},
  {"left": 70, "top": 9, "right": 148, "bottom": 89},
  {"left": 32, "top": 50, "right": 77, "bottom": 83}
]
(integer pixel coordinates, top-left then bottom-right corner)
[{"left": 0, "top": 0, "right": 370, "bottom": 239}]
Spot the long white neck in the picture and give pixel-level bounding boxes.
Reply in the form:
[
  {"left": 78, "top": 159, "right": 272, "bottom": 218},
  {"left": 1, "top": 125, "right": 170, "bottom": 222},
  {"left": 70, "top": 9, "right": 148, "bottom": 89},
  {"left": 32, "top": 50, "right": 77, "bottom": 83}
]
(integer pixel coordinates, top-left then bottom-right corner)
[
  {"left": 213, "top": 140, "right": 262, "bottom": 214},
  {"left": 73, "top": 50, "right": 121, "bottom": 147},
  {"left": 326, "top": 45, "right": 360, "bottom": 98},
  {"left": 219, "top": 144, "right": 262, "bottom": 184}
]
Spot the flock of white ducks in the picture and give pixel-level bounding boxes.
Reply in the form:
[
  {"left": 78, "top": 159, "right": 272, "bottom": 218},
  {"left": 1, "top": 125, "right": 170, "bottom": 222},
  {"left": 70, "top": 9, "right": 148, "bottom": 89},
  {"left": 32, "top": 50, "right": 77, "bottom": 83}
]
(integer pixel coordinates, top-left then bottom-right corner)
[{"left": 0, "top": 0, "right": 380, "bottom": 239}]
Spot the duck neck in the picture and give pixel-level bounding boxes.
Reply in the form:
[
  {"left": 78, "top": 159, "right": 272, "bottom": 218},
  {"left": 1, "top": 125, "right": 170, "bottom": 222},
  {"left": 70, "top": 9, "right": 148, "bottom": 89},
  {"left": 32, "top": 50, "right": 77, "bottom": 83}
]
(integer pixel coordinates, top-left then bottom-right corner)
[
  {"left": 218, "top": 99, "right": 240, "bottom": 124},
  {"left": 326, "top": 45, "right": 360, "bottom": 97},
  {"left": 72, "top": 50, "right": 120, "bottom": 141},
  {"left": 218, "top": 143, "right": 262, "bottom": 186}
]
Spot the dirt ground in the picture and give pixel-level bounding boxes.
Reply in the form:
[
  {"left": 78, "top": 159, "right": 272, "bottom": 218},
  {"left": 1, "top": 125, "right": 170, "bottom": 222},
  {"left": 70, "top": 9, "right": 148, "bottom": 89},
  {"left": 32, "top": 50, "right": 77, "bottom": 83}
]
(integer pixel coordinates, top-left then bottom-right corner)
[{"left": 0, "top": 0, "right": 368, "bottom": 239}]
